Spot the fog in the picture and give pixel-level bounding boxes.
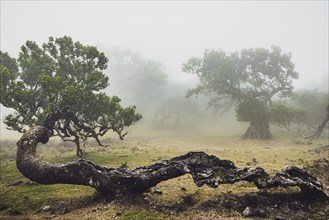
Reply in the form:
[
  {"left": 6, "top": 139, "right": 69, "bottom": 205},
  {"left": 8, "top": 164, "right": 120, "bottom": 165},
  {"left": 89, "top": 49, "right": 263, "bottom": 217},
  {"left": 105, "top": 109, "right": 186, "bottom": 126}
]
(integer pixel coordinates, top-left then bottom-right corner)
[{"left": 1, "top": 1, "right": 328, "bottom": 140}]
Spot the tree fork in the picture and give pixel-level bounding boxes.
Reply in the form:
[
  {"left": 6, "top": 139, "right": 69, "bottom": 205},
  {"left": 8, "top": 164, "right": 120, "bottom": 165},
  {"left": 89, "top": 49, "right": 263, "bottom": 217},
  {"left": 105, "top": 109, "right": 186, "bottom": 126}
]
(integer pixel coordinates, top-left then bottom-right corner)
[{"left": 17, "top": 126, "right": 328, "bottom": 198}]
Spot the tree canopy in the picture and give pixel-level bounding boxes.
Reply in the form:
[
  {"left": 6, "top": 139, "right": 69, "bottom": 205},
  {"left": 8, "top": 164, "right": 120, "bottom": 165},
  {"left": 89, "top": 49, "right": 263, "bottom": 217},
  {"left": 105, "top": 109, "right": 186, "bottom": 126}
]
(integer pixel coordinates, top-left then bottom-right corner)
[
  {"left": 0, "top": 36, "right": 142, "bottom": 157},
  {"left": 183, "top": 46, "right": 298, "bottom": 139},
  {"left": 295, "top": 90, "right": 328, "bottom": 130},
  {"left": 270, "top": 90, "right": 328, "bottom": 138}
]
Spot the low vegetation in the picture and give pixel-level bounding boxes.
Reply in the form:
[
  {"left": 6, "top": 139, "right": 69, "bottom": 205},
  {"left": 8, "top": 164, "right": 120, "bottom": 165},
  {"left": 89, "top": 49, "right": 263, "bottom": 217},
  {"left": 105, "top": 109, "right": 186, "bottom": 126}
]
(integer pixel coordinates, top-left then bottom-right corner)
[{"left": 1, "top": 129, "right": 328, "bottom": 219}]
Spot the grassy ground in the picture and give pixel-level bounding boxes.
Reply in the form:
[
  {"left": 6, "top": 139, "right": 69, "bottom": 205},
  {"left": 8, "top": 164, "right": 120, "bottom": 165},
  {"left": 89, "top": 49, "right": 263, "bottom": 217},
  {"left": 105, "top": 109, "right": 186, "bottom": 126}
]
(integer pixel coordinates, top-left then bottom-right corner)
[{"left": 0, "top": 127, "right": 328, "bottom": 220}]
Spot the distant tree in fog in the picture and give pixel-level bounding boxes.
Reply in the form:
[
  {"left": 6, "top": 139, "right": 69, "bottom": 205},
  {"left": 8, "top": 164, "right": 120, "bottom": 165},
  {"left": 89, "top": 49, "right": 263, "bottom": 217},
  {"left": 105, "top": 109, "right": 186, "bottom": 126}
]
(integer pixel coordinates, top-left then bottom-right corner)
[
  {"left": 183, "top": 46, "right": 298, "bottom": 140},
  {"left": 0, "top": 36, "right": 142, "bottom": 157},
  {"left": 295, "top": 90, "right": 328, "bottom": 131},
  {"left": 106, "top": 48, "right": 168, "bottom": 111},
  {"left": 270, "top": 90, "right": 329, "bottom": 137},
  {"left": 270, "top": 103, "right": 307, "bottom": 136},
  {"left": 154, "top": 96, "right": 203, "bottom": 128}
]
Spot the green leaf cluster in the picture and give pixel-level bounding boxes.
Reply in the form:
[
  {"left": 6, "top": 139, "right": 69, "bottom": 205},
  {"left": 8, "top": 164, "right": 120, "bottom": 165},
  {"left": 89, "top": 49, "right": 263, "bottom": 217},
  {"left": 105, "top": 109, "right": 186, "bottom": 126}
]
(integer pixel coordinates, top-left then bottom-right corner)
[
  {"left": 270, "top": 104, "right": 306, "bottom": 128},
  {"left": 295, "top": 90, "right": 328, "bottom": 128},
  {"left": 0, "top": 36, "right": 142, "bottom": 154},
  {"left": 236, "top": 98, "right": 270, "bottom": 123},
  {"left": 183, "top": 46, "right": 298, "bottom": 109}
]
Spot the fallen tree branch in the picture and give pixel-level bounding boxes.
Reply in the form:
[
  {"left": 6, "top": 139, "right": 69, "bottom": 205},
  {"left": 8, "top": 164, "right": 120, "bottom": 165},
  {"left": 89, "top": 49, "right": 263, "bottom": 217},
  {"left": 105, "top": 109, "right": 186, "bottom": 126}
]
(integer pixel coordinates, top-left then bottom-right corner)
[{"left": 17, "top": 126, "right": 327, "bottom": 198}]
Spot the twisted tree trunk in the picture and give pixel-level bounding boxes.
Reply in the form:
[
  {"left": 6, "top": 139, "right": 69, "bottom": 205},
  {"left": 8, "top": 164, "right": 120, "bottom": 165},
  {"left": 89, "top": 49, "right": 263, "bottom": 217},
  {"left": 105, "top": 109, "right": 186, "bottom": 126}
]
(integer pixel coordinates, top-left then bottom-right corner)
[
  {"left": 243, "top": 120, "right": 272, "bottom": 140},
  {"left": 17, "top": 126, "right": 327, "bottom": 198}
]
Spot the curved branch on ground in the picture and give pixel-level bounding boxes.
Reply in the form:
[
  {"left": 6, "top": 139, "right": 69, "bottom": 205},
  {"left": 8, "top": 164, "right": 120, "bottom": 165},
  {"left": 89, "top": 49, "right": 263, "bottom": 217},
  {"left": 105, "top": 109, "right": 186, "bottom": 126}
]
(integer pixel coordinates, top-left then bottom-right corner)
[{"left": 17, "top": 126, "right": 327, "bottom": 198}]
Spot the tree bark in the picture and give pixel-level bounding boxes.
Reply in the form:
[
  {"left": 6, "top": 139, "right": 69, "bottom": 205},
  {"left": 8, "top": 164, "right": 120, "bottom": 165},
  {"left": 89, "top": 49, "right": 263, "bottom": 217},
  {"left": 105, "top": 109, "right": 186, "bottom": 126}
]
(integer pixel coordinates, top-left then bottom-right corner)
[
  {"left": 243, "top": 120, "right": 272, "bottom": 140},
  {"left": 16, "top": 126, "right": 327, "bottom": 198}
]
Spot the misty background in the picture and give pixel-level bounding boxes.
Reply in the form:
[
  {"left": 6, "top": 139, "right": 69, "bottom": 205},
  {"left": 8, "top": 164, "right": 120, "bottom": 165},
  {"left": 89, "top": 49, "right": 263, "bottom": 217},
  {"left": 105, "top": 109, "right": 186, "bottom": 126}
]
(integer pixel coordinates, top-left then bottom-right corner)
[{"left": 1, "top": 1, "right": 328, "bottom": 139}]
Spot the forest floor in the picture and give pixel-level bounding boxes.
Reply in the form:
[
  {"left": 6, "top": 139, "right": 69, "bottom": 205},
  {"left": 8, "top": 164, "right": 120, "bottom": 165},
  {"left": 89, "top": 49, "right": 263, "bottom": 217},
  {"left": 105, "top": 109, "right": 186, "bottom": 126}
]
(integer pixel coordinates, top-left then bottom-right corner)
[{"left": 0, "top": 128, "right": 328, "bottom": 220}]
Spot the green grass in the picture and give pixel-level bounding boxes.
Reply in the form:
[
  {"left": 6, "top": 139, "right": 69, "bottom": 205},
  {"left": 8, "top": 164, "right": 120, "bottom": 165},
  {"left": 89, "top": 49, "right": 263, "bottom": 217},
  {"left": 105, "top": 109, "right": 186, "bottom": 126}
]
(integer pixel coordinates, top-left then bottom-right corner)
[
  {"left": 0, "top": 131, "right": 328, "bottom": 219},
  {"left": 0, "top": 163, "right": 96, "bottom": 212}
]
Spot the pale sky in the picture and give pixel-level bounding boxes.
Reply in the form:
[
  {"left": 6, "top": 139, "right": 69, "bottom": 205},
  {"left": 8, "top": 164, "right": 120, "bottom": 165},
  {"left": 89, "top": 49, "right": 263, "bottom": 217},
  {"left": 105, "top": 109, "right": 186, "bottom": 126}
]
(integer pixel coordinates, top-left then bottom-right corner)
[
  {"left": 0, "top": 1, "right": 328, "bottom": 138},
  {"left": 1, "top": 1, "right": 328, "bottom": 88}
]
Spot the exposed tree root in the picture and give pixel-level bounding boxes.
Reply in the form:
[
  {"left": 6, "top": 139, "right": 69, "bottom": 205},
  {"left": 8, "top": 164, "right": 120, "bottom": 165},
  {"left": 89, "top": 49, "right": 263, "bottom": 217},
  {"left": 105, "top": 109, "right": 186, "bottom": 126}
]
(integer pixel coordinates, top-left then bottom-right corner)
[{"left": 17, "top": 126, "right": 328, "bottom": 198}]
